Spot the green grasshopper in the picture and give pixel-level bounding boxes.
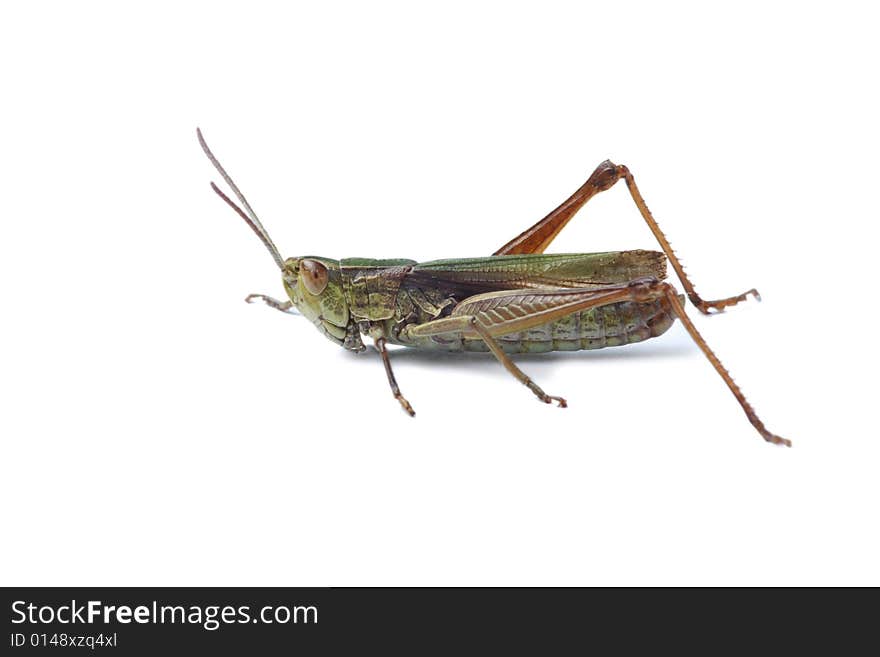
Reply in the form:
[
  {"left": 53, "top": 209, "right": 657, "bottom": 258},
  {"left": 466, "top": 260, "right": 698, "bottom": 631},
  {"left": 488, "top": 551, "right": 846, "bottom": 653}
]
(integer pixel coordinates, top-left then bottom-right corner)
[{"left": 198, "top": 129, "right": 789, "bottom": 447}]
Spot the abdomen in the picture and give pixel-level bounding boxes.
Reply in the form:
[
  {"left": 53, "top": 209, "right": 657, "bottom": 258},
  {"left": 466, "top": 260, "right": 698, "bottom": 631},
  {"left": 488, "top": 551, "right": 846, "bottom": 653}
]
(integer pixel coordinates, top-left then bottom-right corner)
[{"left": 393, "top": 297, "right": 678, "bottom": 353}]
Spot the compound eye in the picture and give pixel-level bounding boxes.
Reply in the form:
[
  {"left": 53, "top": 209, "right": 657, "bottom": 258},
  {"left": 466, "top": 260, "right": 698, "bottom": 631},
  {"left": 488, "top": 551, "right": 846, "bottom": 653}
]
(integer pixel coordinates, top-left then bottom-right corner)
[{"left": 300, "top": 258, "right": 329, "bottom": 295}]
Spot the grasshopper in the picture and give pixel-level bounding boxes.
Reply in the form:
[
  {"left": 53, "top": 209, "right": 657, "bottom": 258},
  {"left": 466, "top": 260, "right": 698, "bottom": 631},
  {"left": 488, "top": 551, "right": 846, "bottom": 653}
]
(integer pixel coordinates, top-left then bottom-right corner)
[{"left": 198, "top": 129, "right": 789, "bottom": 447}]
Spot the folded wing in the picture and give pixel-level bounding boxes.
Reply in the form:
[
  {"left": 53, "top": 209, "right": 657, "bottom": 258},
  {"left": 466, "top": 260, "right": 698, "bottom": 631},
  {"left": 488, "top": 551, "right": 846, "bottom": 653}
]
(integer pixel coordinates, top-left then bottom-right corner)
[{"left": 407, "top": 250, "right": 666, "bottom": 294}]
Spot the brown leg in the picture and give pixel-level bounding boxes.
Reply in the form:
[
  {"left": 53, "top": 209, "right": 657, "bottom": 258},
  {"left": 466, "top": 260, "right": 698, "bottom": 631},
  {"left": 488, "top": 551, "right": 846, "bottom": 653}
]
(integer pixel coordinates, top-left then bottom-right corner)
[
  {"left": 245, "top": 293, "right": 298, "bottom": 314},
  {"left": 468, "top": 318, "right": 568, "bottom": 408},
  {"left": 494, "top": 161, "right": 760, "bottom": 315},
  {"left": 494, "top": 160, "right": 621, "bottom": 256},
  {"left": 374, "top": 337, "right": 415, "bottom": 417},
  {"left": 404, "top": 280, "right": 788, "bottom": 446},
  {"left": 659, "top": 285, "right": 790, "bottom": 446},
  {"left": 401, "top": 313, "right": 568, "bottom": 408}
]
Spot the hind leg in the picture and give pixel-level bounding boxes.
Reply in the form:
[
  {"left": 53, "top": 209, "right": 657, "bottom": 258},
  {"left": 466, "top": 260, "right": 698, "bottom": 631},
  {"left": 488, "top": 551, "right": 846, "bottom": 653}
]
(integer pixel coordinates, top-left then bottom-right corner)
[
  {"left": 405, "top": 280, "right": 787, "bottom": 446},
  {"left": 494, "top": 160, "right": 760, "bottom": 315}
]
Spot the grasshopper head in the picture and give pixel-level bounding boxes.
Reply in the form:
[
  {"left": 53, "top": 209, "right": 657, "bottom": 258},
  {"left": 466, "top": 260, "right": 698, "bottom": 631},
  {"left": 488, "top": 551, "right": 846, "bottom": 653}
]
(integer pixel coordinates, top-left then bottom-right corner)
[
  {"left": 281, "top": 256, "right": 352, "bottom": 346},
  {"left": 198, "top": 129, "right": 359, "bottom": 350}
]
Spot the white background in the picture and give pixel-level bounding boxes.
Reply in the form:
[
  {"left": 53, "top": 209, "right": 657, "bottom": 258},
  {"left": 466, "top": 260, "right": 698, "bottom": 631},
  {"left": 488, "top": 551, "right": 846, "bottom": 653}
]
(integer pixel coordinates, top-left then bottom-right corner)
[{"left": 2, "top": 2, "right": 878, "bottom": 586}]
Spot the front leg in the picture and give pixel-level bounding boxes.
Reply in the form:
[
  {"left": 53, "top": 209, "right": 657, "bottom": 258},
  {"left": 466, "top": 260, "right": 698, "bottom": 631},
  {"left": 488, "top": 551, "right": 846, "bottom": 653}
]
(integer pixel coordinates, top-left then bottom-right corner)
[{"left": 245, "top": 293, "right": 298, "bottom": 314}]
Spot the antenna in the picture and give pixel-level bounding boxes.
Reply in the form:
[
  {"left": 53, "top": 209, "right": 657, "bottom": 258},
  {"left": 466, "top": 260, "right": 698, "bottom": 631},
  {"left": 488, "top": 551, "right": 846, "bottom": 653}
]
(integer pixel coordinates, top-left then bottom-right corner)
[{"left": 197, "top": 128, "right": 285, "bottom": 270}]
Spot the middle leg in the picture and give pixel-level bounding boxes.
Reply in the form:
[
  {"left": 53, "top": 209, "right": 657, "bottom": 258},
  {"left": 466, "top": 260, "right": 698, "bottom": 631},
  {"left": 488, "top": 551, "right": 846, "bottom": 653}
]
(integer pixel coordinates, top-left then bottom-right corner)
[
  {"left": 374, "top": 336, "right": 416, "bottom": 417},
  {"left": 469, "top": 317, "right": 568, "bottom": 408}
]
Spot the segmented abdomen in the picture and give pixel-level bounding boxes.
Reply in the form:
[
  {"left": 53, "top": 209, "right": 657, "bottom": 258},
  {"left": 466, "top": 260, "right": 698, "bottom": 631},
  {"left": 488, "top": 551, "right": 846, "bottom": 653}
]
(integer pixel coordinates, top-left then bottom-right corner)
[{"left": 458, "top": 297, "right": 676, "bottom": 354}]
